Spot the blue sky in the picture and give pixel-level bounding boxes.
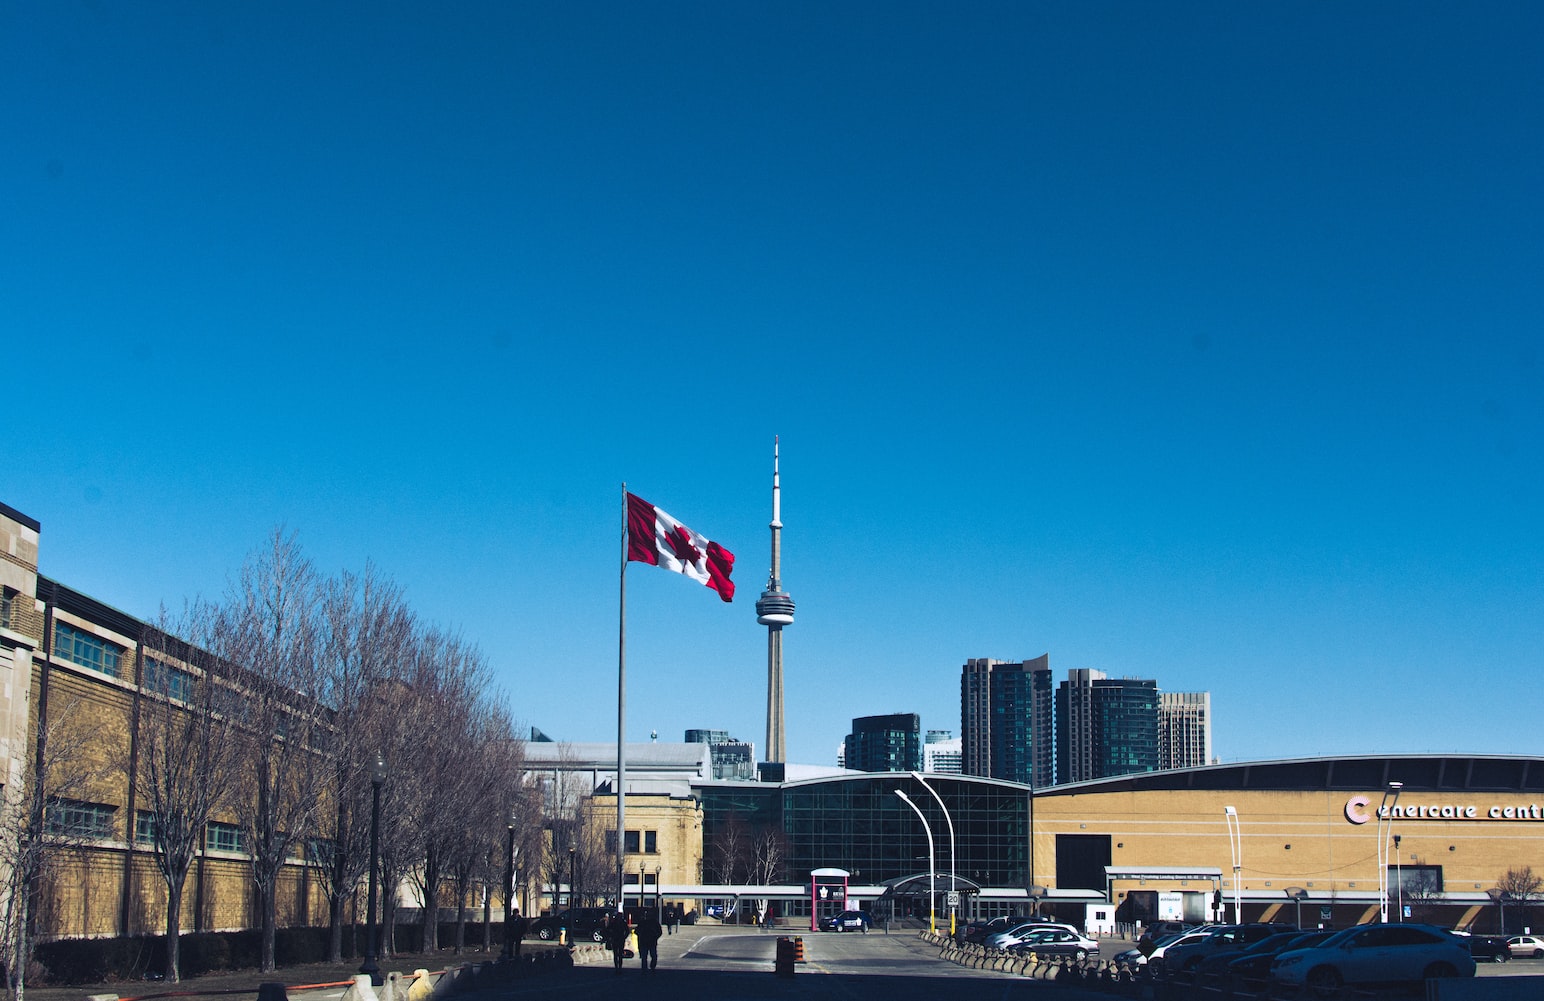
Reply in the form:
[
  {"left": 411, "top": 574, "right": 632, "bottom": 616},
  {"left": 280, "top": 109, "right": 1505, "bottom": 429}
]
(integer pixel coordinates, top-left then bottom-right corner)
[{"left": 5, "top": 2, "right": 1540, "bottom": 767}]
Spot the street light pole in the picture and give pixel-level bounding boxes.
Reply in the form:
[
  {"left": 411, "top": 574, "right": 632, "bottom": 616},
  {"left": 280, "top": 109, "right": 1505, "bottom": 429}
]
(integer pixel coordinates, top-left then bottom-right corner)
[
  {"left": 1393, "top": 834, "right": 1403, "bottom": 922},
  {"left": 502, "top": 808, "right": 516, "bottom": 959},
  {"left": 655, "top": 864, "right": 663, "bottom": 922},
  {"left": 568, "top": 845, "right": 576, "bottom": 908},
  {"left": 895, "top": 789, "right": 935, "bottom": 934},
  {"left": 911, "top": 772, "right": 957, "bottom": 936},
  {"left": 359, "top": 752, "right": 387, "bottom": 986},
  {"left": 1376, "top": 781, "right": 1403, "bottom": 923},
  {"left": 1223, "top": 806, "right": 1242, "bottom": 923}
]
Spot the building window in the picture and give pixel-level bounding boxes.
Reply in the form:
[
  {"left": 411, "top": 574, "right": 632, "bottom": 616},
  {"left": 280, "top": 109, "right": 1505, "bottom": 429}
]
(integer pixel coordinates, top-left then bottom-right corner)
[
  {"left": 53, "top": 621, "right": 124, "bottom": 679},
  {"left": 206, "top": 821, "right": 246, "bottom": 854},
  {"left": 45, "top": 798, "right": 116, "bottom": 839},
  {"left": 1, "top": 589, "right": 12, "bottom": 630},
  {"left": 145, "top": 657, "right": 196, "bottom": 703},
  {"left": 135, "top": 810, "right": 157, "bottom": 845},
  {"left": 607, "top": 829, "right": 658, "bottom": 854}
]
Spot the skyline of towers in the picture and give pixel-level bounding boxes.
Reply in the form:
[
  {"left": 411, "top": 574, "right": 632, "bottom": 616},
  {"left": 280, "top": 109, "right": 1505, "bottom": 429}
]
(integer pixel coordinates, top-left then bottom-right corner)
[
  {"left": 960, "top": 657, "right": 1212, "bottom": 786},
  {"left": 754, "top": 438, "right": 794, "bottom": 764}
]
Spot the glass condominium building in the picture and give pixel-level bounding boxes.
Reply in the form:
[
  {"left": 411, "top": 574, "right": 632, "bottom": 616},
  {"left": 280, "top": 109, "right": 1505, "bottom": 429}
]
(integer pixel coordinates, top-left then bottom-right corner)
[
  {"left": 961, "top": 656, "right": 1054, "bottom": 787},
  {"left": 1055, "top": 669, "right": 1159, "bottom": 784}
]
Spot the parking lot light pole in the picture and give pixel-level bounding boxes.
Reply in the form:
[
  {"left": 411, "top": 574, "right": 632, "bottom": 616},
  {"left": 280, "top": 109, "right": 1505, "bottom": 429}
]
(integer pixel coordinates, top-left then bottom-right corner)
[
  {"left": 1376, "top": 782, "right": 1403, "bottom": 923},
  {"left": 911, "top": 772, "right": 956, "bottom": 935},
  {"left": 895, "top": 789, "right": 935, "bottom": 934},
  {"left": 1223, "top": 806, "right": 1241, "bottom": 923}
]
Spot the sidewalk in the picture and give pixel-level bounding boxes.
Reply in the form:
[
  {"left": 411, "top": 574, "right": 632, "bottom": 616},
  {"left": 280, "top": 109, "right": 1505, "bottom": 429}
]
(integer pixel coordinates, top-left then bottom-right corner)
[{"left": 28, "top": 947, "right": 568, "bottom": 1001}]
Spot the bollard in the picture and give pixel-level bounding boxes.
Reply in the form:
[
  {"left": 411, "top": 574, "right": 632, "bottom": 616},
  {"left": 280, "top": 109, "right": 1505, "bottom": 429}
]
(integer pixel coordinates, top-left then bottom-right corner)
[
  {"left": 258, "top": 984, "right": 289, "bottom": 1001},
  {"left": 774, "top": 936, "right": 796, "bottom": 978}
]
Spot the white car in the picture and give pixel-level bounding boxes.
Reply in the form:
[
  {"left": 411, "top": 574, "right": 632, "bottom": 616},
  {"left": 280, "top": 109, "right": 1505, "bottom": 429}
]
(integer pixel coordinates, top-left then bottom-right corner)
[
  {"left": 984, "top": 921, "right": 1081, "bottom": 950},
  {"left": 1114, "top": 929, "right": 1211, "bottom": 969},
  {"left": 1010, "top": 928, "right": 1100, "bottom": 960},
  {"left": 1508, "top": 935, "right": 1544, "bottom": 958}
]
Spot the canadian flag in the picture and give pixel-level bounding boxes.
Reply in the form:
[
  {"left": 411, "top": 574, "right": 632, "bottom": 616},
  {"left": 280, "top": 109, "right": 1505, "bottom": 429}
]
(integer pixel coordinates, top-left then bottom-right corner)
[{"left": 626, "top": 492, "right": 735, "bottom": 602}]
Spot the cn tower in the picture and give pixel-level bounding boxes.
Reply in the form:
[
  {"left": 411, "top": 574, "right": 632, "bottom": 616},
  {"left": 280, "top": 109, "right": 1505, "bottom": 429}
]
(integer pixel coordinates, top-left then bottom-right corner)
[{"left": 755, "top": 437, "right": 795, "bottom": 763}]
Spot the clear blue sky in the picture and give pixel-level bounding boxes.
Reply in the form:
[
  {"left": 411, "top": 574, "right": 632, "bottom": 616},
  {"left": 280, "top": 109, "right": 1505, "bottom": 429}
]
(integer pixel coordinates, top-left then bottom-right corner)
[{"left": 6, "top": 2, "right": 1540, "bottom": 767}]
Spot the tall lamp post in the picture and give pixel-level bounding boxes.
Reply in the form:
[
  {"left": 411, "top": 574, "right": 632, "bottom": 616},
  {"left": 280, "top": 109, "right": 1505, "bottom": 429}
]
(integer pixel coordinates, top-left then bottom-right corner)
[
  {"left": 502, "top": 807, "right": 517, "bottom": 959},
  {"left": 1376, "top": 781, "right": 1403, "bottom": 923},
  {"left": 895, "top": 789, "right": 936, "bottom": 934},
  {"left": 1223, "top": 806, "right": 1242, "bottom": 923},
  {"left": 359, "top": 752, "right": 387, "bottom": 986},
  {"left": 654, "top": 864, "right": 663, "bottom": 921},
  {"left": 911, "top": 773, "right": 957, "bottom": 935},
  {"left": 568, "top": 845, "right": 576, "bottom": 908}
]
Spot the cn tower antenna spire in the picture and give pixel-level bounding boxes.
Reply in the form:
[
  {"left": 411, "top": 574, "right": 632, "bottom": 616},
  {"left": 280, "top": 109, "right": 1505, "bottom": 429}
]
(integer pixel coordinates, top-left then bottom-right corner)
[{"left": 756, "top": 436, "right": 795, "bottom": 764}]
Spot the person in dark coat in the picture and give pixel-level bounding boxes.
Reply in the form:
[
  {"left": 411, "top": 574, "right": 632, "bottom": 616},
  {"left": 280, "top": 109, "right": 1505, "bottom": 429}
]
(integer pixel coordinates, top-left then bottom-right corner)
[
  {"left": 665, "top": 904, "right": 679, "bottom": 935},
  {"left": 509, "top": 909, "right": 528, "bottom": 958},
  {"left": 636, "top": 911, "right": 663, "bottom": 971},
  {"left": 604, "top": 914, "right": 630, "bottom": 973}
]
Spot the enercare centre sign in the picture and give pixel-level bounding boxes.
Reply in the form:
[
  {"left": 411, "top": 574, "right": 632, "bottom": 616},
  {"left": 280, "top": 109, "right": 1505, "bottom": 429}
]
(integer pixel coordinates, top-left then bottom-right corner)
[{"left": 1344, "top": 794, "right": 1544, "bottom": 825}]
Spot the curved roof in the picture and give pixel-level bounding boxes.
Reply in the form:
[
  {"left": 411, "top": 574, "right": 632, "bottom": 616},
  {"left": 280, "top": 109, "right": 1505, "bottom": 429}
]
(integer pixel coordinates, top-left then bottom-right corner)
[{"left": 1039, "top": 753, "right": 1544, "bottom": 796}]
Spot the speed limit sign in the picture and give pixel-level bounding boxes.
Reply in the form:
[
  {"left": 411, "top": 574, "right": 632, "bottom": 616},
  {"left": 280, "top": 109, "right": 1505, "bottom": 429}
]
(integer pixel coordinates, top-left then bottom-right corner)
[{"left": 946, "top": 891, "right": 960, "bottom": 907}]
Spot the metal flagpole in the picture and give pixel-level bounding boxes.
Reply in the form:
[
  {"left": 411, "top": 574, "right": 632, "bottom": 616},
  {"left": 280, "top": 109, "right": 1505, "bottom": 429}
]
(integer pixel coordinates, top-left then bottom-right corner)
[{"left": 617, "top": 484, "right": 628, "bottom": 913}]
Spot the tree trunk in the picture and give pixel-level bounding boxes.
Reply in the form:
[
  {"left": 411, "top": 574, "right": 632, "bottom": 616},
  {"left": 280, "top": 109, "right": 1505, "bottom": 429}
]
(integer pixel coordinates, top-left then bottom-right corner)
[
  {"left": 260, "top": 881, "right": 278, "bottom": 972},
  {"left": 165, "top": 881, "right": 185, "bottom": 983}
]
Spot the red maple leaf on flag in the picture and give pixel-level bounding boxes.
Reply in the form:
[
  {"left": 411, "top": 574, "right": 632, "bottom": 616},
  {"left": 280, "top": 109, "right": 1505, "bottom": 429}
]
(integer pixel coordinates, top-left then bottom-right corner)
[{"left": 665, "top": 524, "right": 702, "bottom": 567}]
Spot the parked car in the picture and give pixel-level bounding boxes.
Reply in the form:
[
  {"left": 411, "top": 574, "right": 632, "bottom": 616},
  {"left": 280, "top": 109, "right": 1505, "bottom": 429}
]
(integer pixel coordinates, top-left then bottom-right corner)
[
  {"left": 1114, "top": 930, "right": 1211, "bottom": 970},
  {"left": 1212, "top": 931, "right": 1336, "bottom": 987},
  {"left": 529, "top": 906, "right": 611, "bottom": 943},
  {"left": 1509, "top": 935, "right": 1544, "bottom": 958},
  {"left": 958, "top": 914, "right": 1032, "bottom": 944},
  {"left": 1466, "top": 934, "right": 1510, "bottom": 963},
  {"left": 1163, "top": 923, "right": 1289, "bottom": 973},
  {"left": 1269, "top": 923, "right": 1475, "bottom": 994},
  {"left": 1138, "top": 920, "right": 1196, "bottom": 954},
  {"left": 1009, "top": 928, "right": 1100, "bottom": 960},
  {"left": 819, "top": 909, "right": 870, "bottom": 932},
  {"left": 984, "top": 921, "right": 1081, "bottom": 950}
]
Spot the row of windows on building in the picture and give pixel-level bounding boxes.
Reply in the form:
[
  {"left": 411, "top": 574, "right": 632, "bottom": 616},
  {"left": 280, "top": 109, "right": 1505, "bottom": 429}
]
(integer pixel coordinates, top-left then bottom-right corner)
[
  {"left": 46, "top": 797, "right": 248, "bottom": 853},
  {"left": 52, "top": 621, "right": 199, "bottom": 703}
]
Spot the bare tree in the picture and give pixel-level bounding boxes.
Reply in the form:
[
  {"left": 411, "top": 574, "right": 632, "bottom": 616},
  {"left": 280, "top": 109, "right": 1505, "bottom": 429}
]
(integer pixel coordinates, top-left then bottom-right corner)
[
  {"left": 749, "top": 824, "right": 787, "bottom": 922},
  {"left": 134, "top": 605, "right": 241, "bottom": 982},
  {"left": 1496, "top": 866, "right": 1543, "bottom": 934},
  {"left": 216, "top": 530, "right": 332, "bottom": 972},
  {"left": 0, "top": 694, "right": 115, "bottom": 1001},
  {"left": 316, "top": 565, "right": 414, "bottom": 962}
]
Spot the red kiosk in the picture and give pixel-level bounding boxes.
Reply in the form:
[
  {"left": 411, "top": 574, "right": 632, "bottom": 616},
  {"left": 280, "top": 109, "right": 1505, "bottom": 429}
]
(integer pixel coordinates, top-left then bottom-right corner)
[{"left": 810, "top": 867, "right": 850, "bottom": 931}]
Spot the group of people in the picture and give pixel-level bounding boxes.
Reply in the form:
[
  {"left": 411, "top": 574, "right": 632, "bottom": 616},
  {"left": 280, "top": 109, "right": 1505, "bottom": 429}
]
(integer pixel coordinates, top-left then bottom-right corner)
[{"left": 605, "top": 910, "right": 664, "bottom": 973}]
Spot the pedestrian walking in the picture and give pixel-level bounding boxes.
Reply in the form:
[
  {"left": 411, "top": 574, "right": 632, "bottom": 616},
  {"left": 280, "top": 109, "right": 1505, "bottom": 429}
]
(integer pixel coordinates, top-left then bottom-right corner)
[
  {"left": 636, "top": 910, "right": 663, "bottom": 971},
  {"left": 665, "top": 904, "right": 678, "bottom": 935},
  {"left": 605, "top": 913, "right": 630, "bottom": 973}
]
